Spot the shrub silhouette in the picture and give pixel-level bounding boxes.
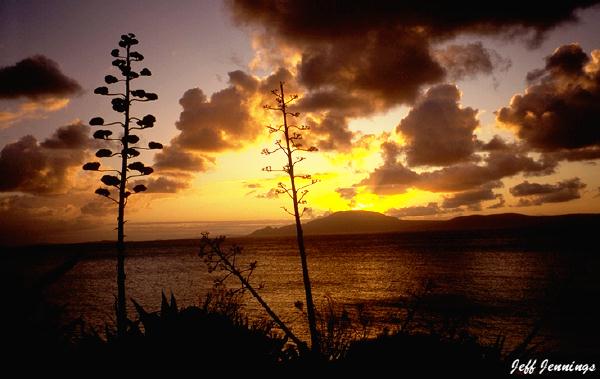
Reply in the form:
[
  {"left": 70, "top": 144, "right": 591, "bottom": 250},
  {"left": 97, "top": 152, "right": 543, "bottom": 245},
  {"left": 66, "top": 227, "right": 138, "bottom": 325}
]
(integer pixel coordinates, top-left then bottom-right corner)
[
  {"left": 314, "top": 296, "right": 372, "bottom": 361},
  {"left": 82, "top": 33, "right": 162, "bottom": 337},
  {"left": 72, "top": 291, "right": 289, "bottom": 371},
  {"left": 129, "top": 291, "right": 286, "bottom": 364},
  {"left": 262, "top": 82, "right": 321, "bottom": 352}
]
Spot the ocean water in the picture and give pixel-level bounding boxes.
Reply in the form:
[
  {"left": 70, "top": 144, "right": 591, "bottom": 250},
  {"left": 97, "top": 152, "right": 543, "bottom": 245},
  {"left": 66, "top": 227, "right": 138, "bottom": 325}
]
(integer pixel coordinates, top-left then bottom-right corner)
[{"left": 12, "top": 229, "right": 600, "bottom": 355}]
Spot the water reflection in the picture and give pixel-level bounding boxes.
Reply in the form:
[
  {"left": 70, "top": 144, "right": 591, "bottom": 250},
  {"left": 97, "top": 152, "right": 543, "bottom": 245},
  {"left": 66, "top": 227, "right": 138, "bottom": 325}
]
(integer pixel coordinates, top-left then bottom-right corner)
[{"left": 41, "top": 231, "right": 599, "bottom": 355}]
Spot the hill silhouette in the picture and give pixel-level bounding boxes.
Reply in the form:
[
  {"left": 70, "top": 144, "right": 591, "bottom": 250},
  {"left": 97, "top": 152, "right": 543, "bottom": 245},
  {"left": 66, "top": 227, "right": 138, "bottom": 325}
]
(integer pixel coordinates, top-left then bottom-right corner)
[{"left": 248, "top": 210, "right": 600, "bottom": 237}]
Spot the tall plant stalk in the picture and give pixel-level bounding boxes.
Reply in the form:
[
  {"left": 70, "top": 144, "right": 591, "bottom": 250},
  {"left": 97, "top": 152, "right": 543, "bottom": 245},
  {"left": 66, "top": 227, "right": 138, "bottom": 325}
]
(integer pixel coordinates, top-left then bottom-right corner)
[
  {"left": 263, "top": 81, "right": 320, "bottom": 352},
  {"left": 83, "top": 33, "right": 162, "bottom": 336}
]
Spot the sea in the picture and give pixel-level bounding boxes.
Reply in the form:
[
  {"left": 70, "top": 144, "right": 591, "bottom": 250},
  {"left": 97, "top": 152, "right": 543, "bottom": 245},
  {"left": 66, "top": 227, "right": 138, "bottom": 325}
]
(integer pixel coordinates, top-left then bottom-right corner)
[{"left": 7, "top": 229, "right": 599, "bottom": 356}]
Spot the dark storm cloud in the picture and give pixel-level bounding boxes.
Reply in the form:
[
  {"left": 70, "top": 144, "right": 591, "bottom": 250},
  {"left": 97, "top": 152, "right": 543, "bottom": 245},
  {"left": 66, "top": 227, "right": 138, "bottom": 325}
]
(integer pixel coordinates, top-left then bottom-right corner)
[
  {"left": 380, "top": 141, "right": 402, "bottom": 164},
  {"left": 294, "top": 88, "right": 374, "bottom": 152},
  {"left": 154, "top": 145, "right": 213, "bottom": 173},
  {"left": 305, "top": 114, "right": 354, "bottom": 152},
  {"left": 545, "top": 147, "right": 600, "bottom": 161},
  {"left": 356, "top": 144, "right": 420, "bottom": 194},
  {"left": 295, "top": 89, "right": 379, "bottom": 115},
  {"left": 527, "top": 43, "right": 590, "bottom": 81},
  {"left": 228, "top": 70, "right": 260, "bottom": 92},
  {"left": 0, "top": 122, "right": 91, "bottom": 194},
  {"left": 156, "top": 69, "right": 300, "bottom": 174},
  {"left": 396, "top": 84, "right": 479, "bottom": 166},
  {"left": 476, "top": 135, "right": 512, "bottom": 151},
  {"left": 230, "top": 1, "right": 596, "bottom": 42},
  {"left": 296, "top": 28, "right": 444, "bottom": 106},
  {"left": 497, "top": 44, "right": 600, "bottom": 154},
  {"left": 441, "top": 186, "right": 500, "bottom": 210},
  {"left": 356, "top": 163, "right": 419, "bottom": 194},
  {"left": 230, "top": 0, "right": 597, "bottom": 110},
  {"left": 434, "top": 42, "right": 511, "bottom": 81},
  {"left": 510, "top": 177, "right": 586, "bottom": 205},
  {"left": 419, "top": 150, "right": 556, "bottom": 192},
  {"left": 360, "top": 82, "right": 560, "bottom": 200},
  {"left": 171, "top": 86, "right": 256, "bottom": 152},
  {"left": 358, "top": 43, "right": 600, "bottom": 202},
  {"left": 166, "top": 68, "right": 294, "bottom": 156},
  {"left": 40, "top": 122, "right": 92, "bottom": 149},
  {"left": 0, "top": 55, "right": 82, "bottom": 99},
  {"left": 155, "top": 70, "right": 273, "bottom": 174},
  {"left": 257, "top": 67, "right": 296, "bottom": 93},
  {"left": 386, "top": 202, "right": 443, "bottom": 218},
  {"left": 132, "top": 176, "right": 189, "bottom": 194},
  {"left": 130, "top": 84, "right": 225, "bottom": 189},
  {"left": 357, "top": 140, "right": 556, "bottom": 194}
]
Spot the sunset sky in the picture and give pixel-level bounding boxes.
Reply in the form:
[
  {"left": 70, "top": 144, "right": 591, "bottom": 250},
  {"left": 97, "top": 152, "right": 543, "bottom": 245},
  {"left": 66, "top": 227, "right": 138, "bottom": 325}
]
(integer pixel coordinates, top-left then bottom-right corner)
[{"left": 1, "top": 1, "right": 600, "bottom": 244}]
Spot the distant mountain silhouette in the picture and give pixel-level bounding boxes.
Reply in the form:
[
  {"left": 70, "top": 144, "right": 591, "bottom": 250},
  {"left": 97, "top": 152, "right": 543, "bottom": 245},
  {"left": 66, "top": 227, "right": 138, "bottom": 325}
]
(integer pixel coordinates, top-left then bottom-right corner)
[{"left": 248, "top": 210, "right": 600, "bottom": 237}]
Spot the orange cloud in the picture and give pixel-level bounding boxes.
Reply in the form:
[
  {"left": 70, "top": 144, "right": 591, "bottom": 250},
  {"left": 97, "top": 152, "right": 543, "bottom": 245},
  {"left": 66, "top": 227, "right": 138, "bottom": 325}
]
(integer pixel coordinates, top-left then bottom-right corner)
[{"left": 0, "top": 97, "right": 70, "bottom": 129}]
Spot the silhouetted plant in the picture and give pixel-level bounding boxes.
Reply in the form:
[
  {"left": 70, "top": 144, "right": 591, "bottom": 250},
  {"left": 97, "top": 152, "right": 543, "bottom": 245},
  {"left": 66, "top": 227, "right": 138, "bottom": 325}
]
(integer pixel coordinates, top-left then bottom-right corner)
[
  {"left": 262, "top": 82, "right": 320, "bottom": 352},
  {"left": 312, "top": 296, "right": 373, "bottom": 361},
  {"left": 291, "top": 294, "right": 374, "bottom": 361},
  {"left": 72, "top": 291, "right": 288, "bottom": 369},
  {"left": 199, "top": 233, "right": 308, "bottom": 352},
  {"left": 82, "top": 33, "right": 162, "bottom": 337}
]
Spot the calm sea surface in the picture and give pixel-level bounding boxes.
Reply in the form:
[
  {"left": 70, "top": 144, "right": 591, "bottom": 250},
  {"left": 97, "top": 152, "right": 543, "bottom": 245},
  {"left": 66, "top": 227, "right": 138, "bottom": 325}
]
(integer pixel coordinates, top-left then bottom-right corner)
[{"left": 12, "top": 230, "right": 599, "bottom": 355}]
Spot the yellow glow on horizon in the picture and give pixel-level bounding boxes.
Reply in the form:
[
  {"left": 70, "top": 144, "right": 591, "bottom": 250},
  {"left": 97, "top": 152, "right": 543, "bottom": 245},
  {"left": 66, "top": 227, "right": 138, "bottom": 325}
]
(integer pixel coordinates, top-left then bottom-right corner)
[
  {"left": 349, "top": 188, "right": 434, "bottom": 213},
  {"left": 133, "top": 118, "right": 447, "bottom": 222}
]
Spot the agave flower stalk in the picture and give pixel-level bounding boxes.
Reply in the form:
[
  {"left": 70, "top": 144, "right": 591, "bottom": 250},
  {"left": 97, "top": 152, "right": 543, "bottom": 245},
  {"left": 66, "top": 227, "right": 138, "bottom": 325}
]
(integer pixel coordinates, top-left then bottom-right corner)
[{"left": 82, "top": 33, "right": 162, "bottom": 337}]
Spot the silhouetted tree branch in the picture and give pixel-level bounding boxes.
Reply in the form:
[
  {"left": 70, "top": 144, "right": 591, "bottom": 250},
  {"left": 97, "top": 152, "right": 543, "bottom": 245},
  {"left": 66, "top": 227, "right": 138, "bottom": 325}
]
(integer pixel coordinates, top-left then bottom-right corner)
[{"left": 199, "top": 234, "right": 308, "bottom": 352}]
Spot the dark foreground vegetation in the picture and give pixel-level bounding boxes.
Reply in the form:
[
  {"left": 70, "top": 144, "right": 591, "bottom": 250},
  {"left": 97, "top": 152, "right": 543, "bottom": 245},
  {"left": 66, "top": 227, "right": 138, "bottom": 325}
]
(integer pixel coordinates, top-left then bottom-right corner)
[
  {"left": 6, "top": 294, "right": 509, "bottom": 376},
  {"left": 5, "top": 276, "right": 549, "bottom": 377}
]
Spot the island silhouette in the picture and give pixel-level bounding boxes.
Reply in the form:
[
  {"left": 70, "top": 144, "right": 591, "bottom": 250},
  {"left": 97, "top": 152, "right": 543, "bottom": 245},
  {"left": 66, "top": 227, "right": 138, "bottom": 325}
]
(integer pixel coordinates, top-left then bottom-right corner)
[{"left": 249, "top": 210, "right": 600, "bottom": 238}]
